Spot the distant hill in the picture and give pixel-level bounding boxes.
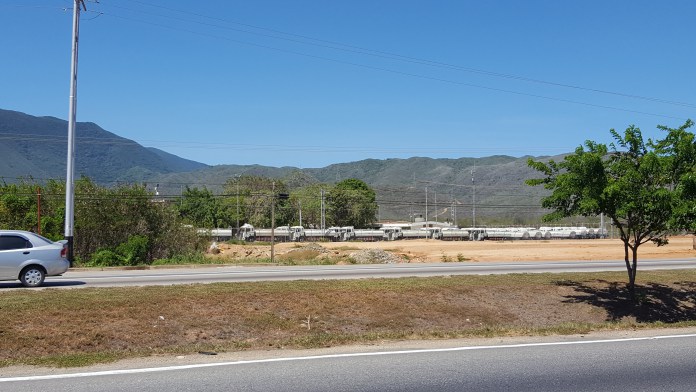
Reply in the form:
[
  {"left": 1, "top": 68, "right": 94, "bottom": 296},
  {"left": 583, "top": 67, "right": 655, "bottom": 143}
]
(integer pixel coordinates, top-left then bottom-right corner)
[
  {"left": 147, "top": 156, "right": 556, "bottom": 225},
  {"left": 1, "top": 108, "right": 565, "bottom": 224},
  {"left": 146, "top": 147, "right": 211, "bottom": 173},
  {"left": 0, "top": 109, "right": 208, "bottom": 182}
]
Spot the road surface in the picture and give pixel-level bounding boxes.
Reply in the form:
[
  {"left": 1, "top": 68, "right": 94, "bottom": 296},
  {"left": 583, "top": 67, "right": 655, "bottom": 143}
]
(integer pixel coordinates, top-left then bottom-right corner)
[
  {"left": 2, "top": 332, "right": 696, "bottom": 391},
  {"left": 7, "top": 258, "right": 694, "bottom": 289}
]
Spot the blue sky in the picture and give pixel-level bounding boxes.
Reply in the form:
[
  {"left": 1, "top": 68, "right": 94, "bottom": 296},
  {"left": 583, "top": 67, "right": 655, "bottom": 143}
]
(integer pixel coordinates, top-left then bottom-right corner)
[{"left": 1, "top": 0, "right": 694, "bottom": 168}]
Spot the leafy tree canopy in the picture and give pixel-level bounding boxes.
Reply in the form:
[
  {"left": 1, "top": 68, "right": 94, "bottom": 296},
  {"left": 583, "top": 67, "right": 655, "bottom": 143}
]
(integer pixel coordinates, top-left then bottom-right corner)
[
  {"left": 327, "top": 178, "right": 377, "bottom": 228},
  {"left": 527, "top": 120, "right": 695, "bottom": 295}
]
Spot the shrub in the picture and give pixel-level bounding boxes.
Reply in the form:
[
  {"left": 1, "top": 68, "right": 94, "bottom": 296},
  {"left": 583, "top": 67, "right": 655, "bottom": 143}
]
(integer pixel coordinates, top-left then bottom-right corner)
[
  {"left": 88, "top": 249, "right": 123, "bottom": 267},
  {"left": 116, "top": 235, "right": 149, "bottom": 265}
]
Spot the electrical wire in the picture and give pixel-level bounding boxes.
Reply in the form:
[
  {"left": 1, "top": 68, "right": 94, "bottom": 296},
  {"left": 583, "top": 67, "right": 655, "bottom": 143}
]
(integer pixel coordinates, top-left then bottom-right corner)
[
  {"left": 0, "top": 132, "right": 575, "bottom": 155},
  {"left": 117, "top": 0, "right": 696, "bottom": 109},
  {"left": 77, "top": 8, "right": 689, "bottom": 121}
]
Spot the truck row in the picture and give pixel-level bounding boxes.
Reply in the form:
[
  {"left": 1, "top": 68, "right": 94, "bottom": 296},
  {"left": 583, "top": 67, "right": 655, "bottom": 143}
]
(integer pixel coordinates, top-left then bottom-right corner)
[{"left": 200, "top": 224, "right": 607, "bottom": 243}]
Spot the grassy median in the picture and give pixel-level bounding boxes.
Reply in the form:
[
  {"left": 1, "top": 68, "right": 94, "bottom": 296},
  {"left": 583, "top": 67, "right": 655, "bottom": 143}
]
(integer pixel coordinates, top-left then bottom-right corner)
[{"left": 1, "top": 269, "right": 696, "bottom": 368}]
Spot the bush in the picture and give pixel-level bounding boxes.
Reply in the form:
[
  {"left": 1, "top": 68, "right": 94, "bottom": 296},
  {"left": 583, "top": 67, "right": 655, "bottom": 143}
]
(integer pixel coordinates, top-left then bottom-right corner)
[
  {"left": 88, "top": 249, "right": 123, "bottom": 267},
  {"left": 116, "top": 235, "right": 149, "bottom": 265},
  {"left": 87, "top": 236, "right": 150, "bottom": 267}
]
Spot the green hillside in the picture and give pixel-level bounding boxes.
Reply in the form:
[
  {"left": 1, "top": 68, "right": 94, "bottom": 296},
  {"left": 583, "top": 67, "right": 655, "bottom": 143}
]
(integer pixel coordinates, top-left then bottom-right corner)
[
  {"left": 0, "top": 109, "right": 208, "bottom": 183},
  {"left": 1, "top": 108, "right": 559, "bottom": 225}
]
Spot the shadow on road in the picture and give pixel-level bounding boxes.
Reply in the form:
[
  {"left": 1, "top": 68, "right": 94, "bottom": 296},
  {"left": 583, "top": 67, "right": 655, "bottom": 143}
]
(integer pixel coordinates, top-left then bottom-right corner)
[
  {"left": 556, "top": 279, "right": 696, "bottom": 323},
  {"left": 0, "top": 280, "right": 86, "bottom": 289}
]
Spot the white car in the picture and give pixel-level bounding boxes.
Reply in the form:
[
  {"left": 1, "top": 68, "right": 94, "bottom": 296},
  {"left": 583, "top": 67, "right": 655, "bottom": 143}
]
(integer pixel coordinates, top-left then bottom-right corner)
[{"left": 0, "top": 230, "right": 70, "bottom": 287}]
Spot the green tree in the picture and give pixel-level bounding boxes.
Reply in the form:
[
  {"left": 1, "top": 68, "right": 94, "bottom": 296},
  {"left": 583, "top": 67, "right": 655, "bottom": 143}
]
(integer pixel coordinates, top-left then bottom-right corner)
[
  {"left": 177, "top": 186, "right": 223, "bottom": 228},
  {"left": 223, "top": 176, "right": 292, "bottom": 228},
  {"left": 0, "top": 180, "right": 39, "bottom": 231},
  {"left": 652, "top": 120, "right": 696, "bottom": 234},
  {"left": 527, "top": 121, "right": 695, "bottom": 295},
  {"left": 0, "top": 178, "right": 65, "bottom": 239},
  {"left": 326, "top": 179, "right": 377, "bottom": 228},
  {"left": 289, "top": 184, "right": 326, "bottom": 227}
]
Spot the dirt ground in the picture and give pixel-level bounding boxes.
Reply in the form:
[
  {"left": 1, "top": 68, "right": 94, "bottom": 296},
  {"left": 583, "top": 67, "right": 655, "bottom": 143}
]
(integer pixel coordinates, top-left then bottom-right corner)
[{"left": 213, "top": 235, "right": 696, "bottom": 263}]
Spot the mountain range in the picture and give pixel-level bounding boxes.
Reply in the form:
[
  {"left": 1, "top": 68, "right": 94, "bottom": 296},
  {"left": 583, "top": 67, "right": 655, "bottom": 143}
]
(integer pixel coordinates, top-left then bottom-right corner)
[
  {"left": 0, "top": 108, "right": 560, "bottom": 224},
  {"left": 0, "top": 109, "right": 208, "bottom": 182}
]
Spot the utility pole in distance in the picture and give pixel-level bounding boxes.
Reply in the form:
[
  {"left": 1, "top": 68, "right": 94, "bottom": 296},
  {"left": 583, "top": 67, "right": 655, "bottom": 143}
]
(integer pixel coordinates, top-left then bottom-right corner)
[
  {"left": 64, "top": 0, "right": 86, "bottom": 265},
  {"left": 271, "top": 181, "right": 275, "bottom": 263},
  {"left": 320, "top": 188, "right": 325, "bottom": 231},
  {"left": 471, "top": 167, "right": 476, "bottom": 228},
  {"left": 235, "top": 174, "right": 240, "bottom": 238},
  {"left": 425, "top": 186, "right": 428, "bottom": 224}
]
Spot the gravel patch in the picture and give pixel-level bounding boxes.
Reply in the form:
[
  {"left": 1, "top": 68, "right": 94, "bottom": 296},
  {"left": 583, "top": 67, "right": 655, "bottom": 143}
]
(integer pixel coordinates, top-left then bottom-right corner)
[
  {"left": 296, "top": 243, "right": 330, "bottom": 253},
  {"left": 349, "top": 249, "right": 404, "bottom": 264}
]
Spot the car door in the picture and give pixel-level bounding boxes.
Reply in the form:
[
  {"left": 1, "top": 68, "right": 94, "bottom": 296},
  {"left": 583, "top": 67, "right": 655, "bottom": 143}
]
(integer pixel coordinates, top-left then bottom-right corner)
[{"left": 0, "top": 235, "right": 33, "bottom": 280}]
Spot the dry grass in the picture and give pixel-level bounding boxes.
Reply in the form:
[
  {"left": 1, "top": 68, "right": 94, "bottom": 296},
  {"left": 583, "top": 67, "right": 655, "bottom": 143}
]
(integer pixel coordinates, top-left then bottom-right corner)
[{"left": 2, "top": 270, "right": 696, "bottom": 367}]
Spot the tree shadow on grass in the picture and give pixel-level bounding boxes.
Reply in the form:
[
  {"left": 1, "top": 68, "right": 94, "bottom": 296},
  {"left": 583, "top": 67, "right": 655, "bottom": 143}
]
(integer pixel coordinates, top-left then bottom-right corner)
[{"left": 556, "top": 279, "right": 696, "bottom": 323}]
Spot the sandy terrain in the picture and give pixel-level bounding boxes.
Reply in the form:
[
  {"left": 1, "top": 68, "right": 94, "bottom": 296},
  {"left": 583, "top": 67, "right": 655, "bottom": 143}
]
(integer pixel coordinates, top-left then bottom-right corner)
[{"left": 214, "top": 235, "right": 696, "bottom": 263}]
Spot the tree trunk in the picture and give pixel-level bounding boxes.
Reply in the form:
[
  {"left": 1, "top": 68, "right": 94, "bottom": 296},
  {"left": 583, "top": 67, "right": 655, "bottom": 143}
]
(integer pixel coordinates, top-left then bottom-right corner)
[
  {"left": 629, "top": 246, "right": 639, "bottom": 300},
  {"left": 623, "top": 242, "right": 632, "bottom": 286},
  {"left": 623, "top": 241, "right": 637, "bottom": 300},
  {"left": 693, "top": 235, "right": 695, "bottom": 250}
]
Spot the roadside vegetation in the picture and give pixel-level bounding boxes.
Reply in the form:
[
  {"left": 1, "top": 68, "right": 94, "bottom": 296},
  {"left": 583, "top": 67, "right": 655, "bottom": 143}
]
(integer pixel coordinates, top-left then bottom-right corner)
[
  {"left": 0, "top": 177, "right": 205, "bottom": 266},
  {"left": 2, "top": 270, "right": 696, "bottom": 368},
  {"left": 0, "top": 176, "right": 379, "bottom": 267}
]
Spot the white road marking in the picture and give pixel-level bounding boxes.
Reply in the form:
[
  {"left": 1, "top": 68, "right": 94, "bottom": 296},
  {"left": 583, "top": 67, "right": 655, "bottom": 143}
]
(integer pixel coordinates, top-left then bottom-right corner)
[{"left": 2, "top": 333, "right": 695, "bottom": 382}]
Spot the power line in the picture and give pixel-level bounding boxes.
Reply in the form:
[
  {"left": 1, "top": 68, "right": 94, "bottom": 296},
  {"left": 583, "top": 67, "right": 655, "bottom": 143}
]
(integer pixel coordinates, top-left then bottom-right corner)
[
  {"left": 117, "top": 0, "right": 696, "bottom": 109},
  {"left": 78, "top": 8, "right": 690, "bottom": 121},
  {"left": 0, "top": 132, "right": 576, "bottom": 155}
]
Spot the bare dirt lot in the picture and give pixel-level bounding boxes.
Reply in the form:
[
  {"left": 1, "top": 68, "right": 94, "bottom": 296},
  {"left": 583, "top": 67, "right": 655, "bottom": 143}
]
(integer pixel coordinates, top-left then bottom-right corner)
[{"left": 213, "top": 236, "right": 696, "bottom": 263}]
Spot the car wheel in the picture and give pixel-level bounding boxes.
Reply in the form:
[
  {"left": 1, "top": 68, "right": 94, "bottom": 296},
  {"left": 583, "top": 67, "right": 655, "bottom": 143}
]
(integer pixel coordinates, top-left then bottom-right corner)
[{"left": 20, "top": 266, "right": 46, "bottom": 287}]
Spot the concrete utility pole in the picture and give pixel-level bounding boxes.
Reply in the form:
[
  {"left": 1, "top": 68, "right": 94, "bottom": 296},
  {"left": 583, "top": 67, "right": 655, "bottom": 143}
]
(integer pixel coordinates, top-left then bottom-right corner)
[
  {"left": 434, "top": 190, "right": 437, "bottom": 223},
  {"left": 271, "top": 181, "right": 275, "bottom": 263},
  {"left": 64, "top": 0, "right": 86, "bottom": 264},
  {"left": 425, "top": 186, "right": 428, "bottom": 224},
  {"left": 471, "top": 167, "right": 476, "bottom": 228},
  {"left": 235, "top": 175, "right": 240, "bottom": 237}
]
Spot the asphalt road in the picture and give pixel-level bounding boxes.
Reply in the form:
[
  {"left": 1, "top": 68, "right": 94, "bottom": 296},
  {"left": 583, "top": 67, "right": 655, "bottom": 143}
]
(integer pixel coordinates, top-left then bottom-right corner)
[
  {"left": 9, "top": 258, "right": 695, "bottom": 289},
  {"left": 3, "top": 333, "right": 696, "bottom": 391}
]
